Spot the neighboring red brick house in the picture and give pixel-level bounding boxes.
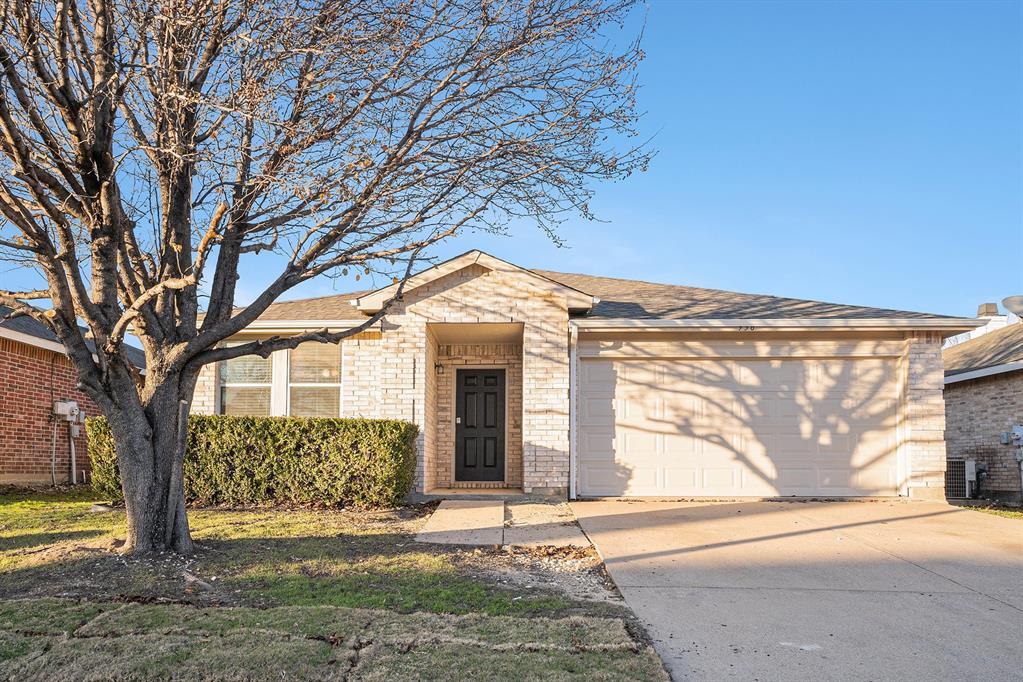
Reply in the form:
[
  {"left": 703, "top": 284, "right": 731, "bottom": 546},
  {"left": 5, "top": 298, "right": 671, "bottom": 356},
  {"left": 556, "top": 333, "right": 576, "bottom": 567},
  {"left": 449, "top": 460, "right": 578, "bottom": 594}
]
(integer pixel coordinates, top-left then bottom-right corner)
[
  {"left": 0, "top": 307, "right": 144, "bottom": 485},
  {"left": 944, "top": 320, "right": 1023, "bottom": 502}
]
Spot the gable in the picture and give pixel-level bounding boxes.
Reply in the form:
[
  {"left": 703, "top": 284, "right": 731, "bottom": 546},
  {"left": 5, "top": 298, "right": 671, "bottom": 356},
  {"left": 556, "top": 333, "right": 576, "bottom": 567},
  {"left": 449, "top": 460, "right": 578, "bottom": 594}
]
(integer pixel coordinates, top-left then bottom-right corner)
[{"left": 352, "top": 250, "right": 595, "bottom": 314}]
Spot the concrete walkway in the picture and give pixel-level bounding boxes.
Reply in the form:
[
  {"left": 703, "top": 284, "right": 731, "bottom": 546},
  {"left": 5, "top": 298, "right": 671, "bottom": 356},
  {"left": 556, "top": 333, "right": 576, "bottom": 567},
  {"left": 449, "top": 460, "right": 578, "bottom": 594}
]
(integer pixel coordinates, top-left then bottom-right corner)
[
  {"left": 573, "top": 499, "right": 1023, "bottom": 681},
  {"left": 416, "top": 500, "right": 590, "bottom": 548}
]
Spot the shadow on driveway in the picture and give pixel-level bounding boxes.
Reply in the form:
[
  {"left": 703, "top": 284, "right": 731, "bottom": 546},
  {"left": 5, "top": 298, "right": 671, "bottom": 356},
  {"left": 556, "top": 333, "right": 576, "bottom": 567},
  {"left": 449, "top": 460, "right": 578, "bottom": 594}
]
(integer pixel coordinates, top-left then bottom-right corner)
[{"left": 572, "top": 499, "right": 1023, "bottom": 681}]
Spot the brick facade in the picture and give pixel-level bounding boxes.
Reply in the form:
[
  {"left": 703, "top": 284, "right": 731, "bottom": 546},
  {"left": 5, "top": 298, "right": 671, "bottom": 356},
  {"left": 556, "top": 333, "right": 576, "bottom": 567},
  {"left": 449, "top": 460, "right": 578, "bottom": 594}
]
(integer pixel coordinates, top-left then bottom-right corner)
[
  {"left": 336, "top": 264, "right": 571, "bottom": 494},
  {"left": 191, "top": 264, "right": 952, "bottom": 500},
  {"left": 899, "top": 332, "right": 950, "bottom": 500},
  {"left": 944, "top": 369, "right": 1023, "bottom": 499},
  {"left": 193, "top": 263, "right": 572, "bottom": 494},
  {"left": 0, "top": 337, "right": 98, "bottom": 484},
  {"left": 434, "top": 343, "right": 523, "bottom": 489}
]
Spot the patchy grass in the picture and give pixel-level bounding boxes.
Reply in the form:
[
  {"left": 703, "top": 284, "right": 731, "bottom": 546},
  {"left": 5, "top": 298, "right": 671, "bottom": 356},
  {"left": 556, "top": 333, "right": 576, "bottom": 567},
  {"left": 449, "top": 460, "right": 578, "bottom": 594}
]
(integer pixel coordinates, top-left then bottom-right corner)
[
  {"left": 970, "top": 506, "right": 1023, "bottom": 520},
  {"left": 952, "top": 500, "right": 1023, "bottom": 520},
  {"left": 0, "top": 599, "right": 664, "bottom": 681},
  {"left": 0, "top": 487, "right": 667, "bottom": 680}
]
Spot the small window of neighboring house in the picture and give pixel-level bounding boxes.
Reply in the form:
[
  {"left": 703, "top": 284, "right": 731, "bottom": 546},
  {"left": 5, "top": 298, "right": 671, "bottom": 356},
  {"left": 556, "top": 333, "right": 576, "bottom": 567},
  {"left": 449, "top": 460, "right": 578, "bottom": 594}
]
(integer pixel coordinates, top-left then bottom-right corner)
[
  {"left": 218, "top": 344, "right": 272, "bottom": 416},
  {"left": 288, "top": 342, "right": 342, "bottom": 417}
]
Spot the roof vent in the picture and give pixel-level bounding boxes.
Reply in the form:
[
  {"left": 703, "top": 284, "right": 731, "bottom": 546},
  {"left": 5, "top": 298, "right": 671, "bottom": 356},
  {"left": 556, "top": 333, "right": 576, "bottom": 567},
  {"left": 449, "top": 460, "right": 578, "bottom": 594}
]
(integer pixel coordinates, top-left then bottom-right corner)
[{"left": 977, "top": 302, "right": 999, "bottom": 318}]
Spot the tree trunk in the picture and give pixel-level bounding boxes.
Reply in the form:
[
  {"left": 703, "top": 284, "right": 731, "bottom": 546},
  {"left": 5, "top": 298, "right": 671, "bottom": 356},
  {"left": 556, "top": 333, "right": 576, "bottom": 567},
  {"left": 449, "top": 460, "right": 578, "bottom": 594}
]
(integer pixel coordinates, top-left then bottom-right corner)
[{"left": 107, "top": 375, "right": 195, "bottom": 554}]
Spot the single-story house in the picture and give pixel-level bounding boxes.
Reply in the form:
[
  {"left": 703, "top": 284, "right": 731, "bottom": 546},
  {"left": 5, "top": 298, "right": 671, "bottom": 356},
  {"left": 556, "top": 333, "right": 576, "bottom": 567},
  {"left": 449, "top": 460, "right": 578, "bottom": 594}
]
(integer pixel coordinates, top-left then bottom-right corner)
[
  {"left": 193, "top": 250, "right": 979, "bottom": 500},
  {"left": 0, "top": 307, "right": 145, "bottom": 485},
  {"left": 943, "top": 318, "right": 1023, "bottom": 501}
]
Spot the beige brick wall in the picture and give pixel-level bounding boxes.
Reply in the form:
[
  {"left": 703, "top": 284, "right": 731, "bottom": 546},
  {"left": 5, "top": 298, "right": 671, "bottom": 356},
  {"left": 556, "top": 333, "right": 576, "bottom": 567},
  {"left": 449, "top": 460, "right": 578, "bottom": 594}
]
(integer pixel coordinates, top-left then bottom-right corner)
[
  {"left": 434, "top": 343, "right": 523, "bottom": 488},
  {"left": 340, "top": 263, "right": 570, "bottom": 494},
  {"left": 899, "top": 332, "right": 949, "bottom": 500},
  {"left": 944, "top": 370, "right": 1023, "bottom": 497},
  {"left": 188, "top": 269, "right": 950, "bottom": 501},
  {"left": 192, "top": 363, "right": 217, "bottom": 415},
  {"left": 422, "top": 327, "right": 438, "bottom": 491}
]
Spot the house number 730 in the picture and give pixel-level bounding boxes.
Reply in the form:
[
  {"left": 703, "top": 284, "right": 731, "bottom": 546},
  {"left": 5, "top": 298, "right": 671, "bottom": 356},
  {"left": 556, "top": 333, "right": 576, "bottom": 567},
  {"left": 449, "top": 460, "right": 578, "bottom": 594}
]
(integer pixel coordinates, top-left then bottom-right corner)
[{"left": 737, "top": 326, "right": 756, "bottom": 332}]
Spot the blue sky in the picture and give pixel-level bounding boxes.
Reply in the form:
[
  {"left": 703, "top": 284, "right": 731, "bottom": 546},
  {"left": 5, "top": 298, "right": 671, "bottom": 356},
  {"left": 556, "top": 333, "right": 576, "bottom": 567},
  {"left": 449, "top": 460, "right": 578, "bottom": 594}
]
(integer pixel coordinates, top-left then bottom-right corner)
[
  {"left": 8, "top": 1, "right": 1020, "bottom": 319},
  {"left": 270, "top": 0, "right": 1021, "bottom": 318}
]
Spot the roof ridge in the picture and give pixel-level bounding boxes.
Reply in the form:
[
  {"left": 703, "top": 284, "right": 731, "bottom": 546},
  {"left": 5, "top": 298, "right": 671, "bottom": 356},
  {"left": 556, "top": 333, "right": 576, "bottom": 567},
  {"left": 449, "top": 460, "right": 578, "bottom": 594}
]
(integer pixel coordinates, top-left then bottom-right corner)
[{"left": 945, "top": 319, "right": 1023, "bottom": 352}]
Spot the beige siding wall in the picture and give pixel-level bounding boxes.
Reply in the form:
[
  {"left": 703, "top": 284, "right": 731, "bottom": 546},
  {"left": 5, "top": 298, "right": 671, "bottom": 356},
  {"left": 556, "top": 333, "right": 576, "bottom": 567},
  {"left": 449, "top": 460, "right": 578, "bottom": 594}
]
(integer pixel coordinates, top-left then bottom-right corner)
[{"left": 944, "top": 370, "right": 1023, "bottom": 497}]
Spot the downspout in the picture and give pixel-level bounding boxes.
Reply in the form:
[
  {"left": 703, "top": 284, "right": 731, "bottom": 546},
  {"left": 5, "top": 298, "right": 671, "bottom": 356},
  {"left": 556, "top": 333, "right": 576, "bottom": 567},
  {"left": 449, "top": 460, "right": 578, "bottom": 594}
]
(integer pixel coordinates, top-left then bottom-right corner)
[
  {"left": 568, "top": 323, "right": 578, "bottom": 500},
  {"left": 69, "top": 428, "right": 77, "bottom": 485},
  {"left": 49, "top": 420, "right": 57, "bottom": 487},
  {"left": 49, "top": 354, "right": 57, "bottom": 487}
]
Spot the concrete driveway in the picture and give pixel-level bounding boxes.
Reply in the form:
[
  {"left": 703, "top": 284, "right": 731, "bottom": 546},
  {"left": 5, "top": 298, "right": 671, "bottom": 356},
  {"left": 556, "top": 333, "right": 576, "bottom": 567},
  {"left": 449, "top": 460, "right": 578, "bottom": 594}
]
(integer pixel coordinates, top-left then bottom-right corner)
[{"left": 571, "top": 500, "right": 1023, "bottom": 681}]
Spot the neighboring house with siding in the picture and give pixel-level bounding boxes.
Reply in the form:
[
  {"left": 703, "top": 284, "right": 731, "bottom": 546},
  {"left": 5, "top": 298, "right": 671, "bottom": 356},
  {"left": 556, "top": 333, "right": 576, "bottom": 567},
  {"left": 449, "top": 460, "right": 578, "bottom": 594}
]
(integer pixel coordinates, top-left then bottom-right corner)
[
  {"left": 943, "top": 320, "right": 1023, "bottom": 501},
  {"left": 0, "top": 307, "right": 144, "bottom": 485},
  {"left": 192, "top": 250, "right": 979, "bottom": 500}
]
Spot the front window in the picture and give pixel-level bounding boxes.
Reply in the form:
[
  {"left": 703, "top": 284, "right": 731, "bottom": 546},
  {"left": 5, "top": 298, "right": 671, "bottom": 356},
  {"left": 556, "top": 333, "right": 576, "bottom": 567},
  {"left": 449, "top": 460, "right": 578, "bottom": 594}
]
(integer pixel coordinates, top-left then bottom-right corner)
[
  {"left": 288, "top": 342, "right": 342, "bottom": 417},
  {"left": 218, "top": 344, "right": 271, "bottom": 415}
]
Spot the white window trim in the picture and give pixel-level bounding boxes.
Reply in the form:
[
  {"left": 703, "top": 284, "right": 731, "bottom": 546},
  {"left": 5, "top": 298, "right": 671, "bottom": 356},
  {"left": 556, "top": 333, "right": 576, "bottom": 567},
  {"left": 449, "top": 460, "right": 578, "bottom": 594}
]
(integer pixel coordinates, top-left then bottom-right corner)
[
  {"left": 284, "top": 345, "right": 343, "bottom": 417},
  {"left": 218, "top": 344, "right": 344, "bottom": 417}
]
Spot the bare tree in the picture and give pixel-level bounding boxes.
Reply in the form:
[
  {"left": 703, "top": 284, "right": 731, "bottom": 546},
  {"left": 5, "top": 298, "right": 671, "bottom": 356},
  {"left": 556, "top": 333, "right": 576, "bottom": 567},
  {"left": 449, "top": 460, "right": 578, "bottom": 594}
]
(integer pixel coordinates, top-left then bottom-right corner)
[{"left": 0, "top": 0, "right": 647, "bottom": 553}]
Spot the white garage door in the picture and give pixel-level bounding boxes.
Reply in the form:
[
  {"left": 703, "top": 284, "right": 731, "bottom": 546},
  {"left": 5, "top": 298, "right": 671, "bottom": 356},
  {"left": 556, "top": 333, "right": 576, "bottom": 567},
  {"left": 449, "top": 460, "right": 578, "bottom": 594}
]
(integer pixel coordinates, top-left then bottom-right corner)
[{"left": 577, "top": 355, "right": 900, "bottom": 497}]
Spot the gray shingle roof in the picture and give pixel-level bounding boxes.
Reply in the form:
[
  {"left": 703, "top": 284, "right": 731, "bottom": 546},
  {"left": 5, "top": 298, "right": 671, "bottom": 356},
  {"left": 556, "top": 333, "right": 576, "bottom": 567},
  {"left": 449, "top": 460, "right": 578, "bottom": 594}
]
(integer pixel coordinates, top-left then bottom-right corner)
[
  {"left": 0, "top": 306, "right": 146, "bottom": 368},
  {"left": 534, "top": 271, "right": 954, "bottom": 320},
  {"left": 242, "top": 290, "right": 371, "bottom": 321},
  {"left": 245, "top": 266, "right": 956, "bottom": 323},
  {"left": 943, "top": 323, "right": 1023, "bottom": 376}
]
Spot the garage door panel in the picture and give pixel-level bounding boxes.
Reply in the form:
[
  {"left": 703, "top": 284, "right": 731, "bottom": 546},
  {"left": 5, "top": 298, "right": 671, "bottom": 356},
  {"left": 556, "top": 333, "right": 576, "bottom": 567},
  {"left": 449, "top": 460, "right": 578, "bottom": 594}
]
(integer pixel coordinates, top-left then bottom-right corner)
[
  {"left": 578, "top": 355, "right": 900, "bottom": 497},
  {"left": 579, "top": 395, "right": 614, "bottom": 425},
  {"left": 663, "top": 467, "right": 699, "bottom": 490},
  {"left": 578, "top": 430, "right": 615, "bottom": 460}
]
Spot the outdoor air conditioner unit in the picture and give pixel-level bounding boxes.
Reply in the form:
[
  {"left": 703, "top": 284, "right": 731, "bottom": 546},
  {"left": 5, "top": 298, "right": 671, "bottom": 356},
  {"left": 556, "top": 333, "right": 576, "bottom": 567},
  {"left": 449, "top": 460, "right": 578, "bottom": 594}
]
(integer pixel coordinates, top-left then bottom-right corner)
[{"left": 944, "top": 459, "right": 977, "bottom": 499}]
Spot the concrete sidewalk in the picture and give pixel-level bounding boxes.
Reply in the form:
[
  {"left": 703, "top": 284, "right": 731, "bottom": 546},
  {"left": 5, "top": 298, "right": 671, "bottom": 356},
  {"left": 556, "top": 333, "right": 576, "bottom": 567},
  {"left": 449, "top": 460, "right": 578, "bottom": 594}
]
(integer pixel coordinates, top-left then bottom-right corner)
[{"left": 415, "top": 500, "right": 590, "bottom": 548}]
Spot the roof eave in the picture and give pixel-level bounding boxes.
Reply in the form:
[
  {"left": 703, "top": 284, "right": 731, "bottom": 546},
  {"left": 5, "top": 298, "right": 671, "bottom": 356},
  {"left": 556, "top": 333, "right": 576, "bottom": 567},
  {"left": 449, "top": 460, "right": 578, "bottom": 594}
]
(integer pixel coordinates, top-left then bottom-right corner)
[
  {"left": 0, "top": 325, "right": 147, "bottom": 371},
  {"left": 232, "top": 319, "right": 371, "bottom": 333},
  {"left": 570, "top": 317, "right": 984, "bottom": 335},
  {"left": 945, "top": 360, "right": 1023, "bottom": 384}
]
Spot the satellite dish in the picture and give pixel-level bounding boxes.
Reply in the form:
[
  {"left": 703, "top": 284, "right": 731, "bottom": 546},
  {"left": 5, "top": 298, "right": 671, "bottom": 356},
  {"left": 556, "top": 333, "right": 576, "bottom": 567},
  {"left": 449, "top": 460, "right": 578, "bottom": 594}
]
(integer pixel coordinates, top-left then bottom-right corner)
[{"left": 1003, "top": 296, "right": 1023, "bottom": 316}]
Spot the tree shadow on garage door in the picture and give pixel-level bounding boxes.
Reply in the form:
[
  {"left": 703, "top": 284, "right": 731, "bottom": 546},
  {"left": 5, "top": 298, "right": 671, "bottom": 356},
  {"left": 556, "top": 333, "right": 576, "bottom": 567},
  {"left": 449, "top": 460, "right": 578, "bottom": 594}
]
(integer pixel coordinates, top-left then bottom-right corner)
[{"left": 577, "top": 337, "right": 908, "bottom": 497}]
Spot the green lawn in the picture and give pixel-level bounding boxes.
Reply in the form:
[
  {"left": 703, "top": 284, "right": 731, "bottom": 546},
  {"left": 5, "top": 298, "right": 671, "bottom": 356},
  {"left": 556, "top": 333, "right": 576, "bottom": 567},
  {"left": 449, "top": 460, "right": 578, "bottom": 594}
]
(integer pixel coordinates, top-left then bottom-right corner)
[{"left": 0, "top": 486, "right": 667, "bottom": 681}]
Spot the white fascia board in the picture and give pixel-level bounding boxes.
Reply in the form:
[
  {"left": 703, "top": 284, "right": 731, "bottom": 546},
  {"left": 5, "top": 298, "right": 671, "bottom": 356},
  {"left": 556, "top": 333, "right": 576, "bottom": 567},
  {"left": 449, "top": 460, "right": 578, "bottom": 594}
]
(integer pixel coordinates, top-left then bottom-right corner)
[
  {"left": 0, "top": 326, "right": 68, "bottom": 355},
  {"left": 944, "top": 361, "right": 1023, "bottom": 385},
  {"left": 0, "top": 326, "right": 147, "bottom": 374},
  {"left": 571, "top": 318, "right": 984, "bottom": 334},
  {"left": 239, "top": 319, "right": 369, "bottom": 332}
]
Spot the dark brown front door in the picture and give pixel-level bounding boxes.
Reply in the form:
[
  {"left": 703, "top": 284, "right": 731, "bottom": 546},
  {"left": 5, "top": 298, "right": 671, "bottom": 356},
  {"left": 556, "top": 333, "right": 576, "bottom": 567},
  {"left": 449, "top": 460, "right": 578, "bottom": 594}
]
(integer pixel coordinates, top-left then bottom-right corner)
[{"left": 455, "top": 369, "right": 505, "bottom": 482}]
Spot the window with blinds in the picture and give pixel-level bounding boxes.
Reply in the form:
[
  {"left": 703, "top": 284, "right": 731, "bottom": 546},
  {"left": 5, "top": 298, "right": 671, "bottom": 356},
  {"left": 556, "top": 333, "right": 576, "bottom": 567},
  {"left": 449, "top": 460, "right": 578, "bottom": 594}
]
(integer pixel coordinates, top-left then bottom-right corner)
[
  {"left": 287, "top": 342, "right": 342, "bottom": 417},
  {"left": 218, "top": 345, "right": 272, "bottom": 416}
]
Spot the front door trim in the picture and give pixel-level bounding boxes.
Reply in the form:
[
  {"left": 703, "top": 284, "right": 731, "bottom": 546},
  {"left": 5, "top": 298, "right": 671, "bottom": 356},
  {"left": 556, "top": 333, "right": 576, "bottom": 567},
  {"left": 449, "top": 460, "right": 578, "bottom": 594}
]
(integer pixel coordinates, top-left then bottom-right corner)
[{"left": 454, "top": 367, "right": 506, "bottom": 482}]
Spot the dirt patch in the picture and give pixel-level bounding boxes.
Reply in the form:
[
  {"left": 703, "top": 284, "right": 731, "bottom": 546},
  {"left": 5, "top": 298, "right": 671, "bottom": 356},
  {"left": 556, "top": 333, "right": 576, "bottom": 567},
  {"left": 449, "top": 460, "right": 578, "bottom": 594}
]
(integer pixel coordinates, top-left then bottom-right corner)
[{"left": 453, "top": 544, "right": 621, "bottom": 605}]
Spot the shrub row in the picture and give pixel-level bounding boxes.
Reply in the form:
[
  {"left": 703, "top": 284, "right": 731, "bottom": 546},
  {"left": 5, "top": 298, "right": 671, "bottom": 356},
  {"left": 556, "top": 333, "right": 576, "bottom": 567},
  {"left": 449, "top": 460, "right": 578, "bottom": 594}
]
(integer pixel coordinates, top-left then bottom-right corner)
[{"left": 87, "top": 415, "right": 418, "bottom": 508}]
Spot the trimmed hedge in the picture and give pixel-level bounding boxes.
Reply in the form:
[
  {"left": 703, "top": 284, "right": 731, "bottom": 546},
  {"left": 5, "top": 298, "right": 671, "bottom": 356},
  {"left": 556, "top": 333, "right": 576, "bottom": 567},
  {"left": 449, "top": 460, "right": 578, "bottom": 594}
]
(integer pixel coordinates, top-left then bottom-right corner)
[{"left": 86, "top": 415, "right": 418, "bottom": 508}]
